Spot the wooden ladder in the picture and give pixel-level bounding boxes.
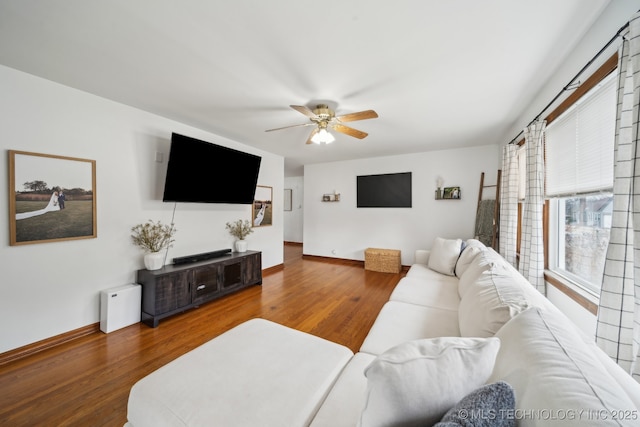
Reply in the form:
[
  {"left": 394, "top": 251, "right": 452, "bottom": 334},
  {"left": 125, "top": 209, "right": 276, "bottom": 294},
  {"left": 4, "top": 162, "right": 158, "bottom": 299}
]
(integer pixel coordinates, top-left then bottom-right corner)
[{"left": 475, "top": 170, "right": 502, "bottom": 248}]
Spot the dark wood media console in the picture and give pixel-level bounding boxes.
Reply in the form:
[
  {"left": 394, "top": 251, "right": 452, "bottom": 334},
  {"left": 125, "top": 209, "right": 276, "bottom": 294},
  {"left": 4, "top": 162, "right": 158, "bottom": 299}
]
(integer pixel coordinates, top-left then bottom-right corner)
[{"left": 136, "top": 250, "right": 262, "bottom": 327}]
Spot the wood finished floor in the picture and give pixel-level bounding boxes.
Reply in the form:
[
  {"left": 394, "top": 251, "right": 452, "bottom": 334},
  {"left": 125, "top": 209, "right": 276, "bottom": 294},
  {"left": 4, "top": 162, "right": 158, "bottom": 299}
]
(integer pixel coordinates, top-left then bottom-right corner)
[{"left": 0, "top": 245, "right": 403, "bottom": 427}]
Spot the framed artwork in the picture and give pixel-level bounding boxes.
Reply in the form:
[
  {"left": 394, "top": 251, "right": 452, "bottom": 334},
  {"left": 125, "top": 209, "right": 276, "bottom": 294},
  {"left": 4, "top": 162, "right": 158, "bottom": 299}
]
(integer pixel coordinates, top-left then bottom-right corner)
[
  {"left": 443, "top": 186, "right": 461, "bottom": 199},
  {"left": 9, "top": 150, "right": 97, "bottom": 246},
  {"left": 252, "top": 185, "right": 273, "bottom": 227},
  {"left": 284, "top": 188, "right": 292, "bottom": 211}
]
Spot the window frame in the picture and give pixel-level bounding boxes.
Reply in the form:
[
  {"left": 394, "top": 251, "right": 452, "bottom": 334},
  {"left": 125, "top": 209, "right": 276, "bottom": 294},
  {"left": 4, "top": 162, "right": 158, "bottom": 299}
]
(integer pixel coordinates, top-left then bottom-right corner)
[{"left": 514, "top": 53, "right": 618, "bottom": 315}]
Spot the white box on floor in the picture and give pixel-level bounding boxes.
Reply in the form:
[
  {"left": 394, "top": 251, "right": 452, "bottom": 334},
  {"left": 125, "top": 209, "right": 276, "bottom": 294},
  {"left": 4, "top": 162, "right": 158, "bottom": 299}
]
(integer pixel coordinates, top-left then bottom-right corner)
[{"left": 100, "top": 284, "right": 141, "bottom": 333}]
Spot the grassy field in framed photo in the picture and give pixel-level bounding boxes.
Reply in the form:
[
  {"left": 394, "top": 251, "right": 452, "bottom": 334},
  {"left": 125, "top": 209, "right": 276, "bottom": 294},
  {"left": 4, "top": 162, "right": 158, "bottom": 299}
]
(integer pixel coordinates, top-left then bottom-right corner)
[{"left": 14, "top": 200, "right": 94, "bottom": 242}]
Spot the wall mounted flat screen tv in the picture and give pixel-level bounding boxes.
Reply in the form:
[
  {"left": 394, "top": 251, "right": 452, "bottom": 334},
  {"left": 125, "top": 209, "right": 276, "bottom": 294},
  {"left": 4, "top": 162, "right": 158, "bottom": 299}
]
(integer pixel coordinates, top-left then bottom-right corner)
[
  {"left": 163, "top": 133, "right": 261, "bottom": 204},
  {"left": 357, "top": 172, "right": 412, "bottom": 208}
]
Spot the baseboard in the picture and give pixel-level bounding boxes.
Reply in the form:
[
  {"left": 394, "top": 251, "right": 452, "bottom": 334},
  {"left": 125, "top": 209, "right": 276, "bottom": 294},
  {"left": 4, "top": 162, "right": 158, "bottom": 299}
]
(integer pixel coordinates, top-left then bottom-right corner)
[
  {"left": 284, "top": 241, "right": 302, "bottom": 246},
  {"left": 302, "top": 254, "right": 365, "bottom": 267},
  {"left": 0, "top": 322, "right": 100, "bottom": 366},
  {"left": 263, "top": 263, "right": 284, "bottom": 275},
  {"left": 302, "top": 254, "right": 409, "bottom": 272}
]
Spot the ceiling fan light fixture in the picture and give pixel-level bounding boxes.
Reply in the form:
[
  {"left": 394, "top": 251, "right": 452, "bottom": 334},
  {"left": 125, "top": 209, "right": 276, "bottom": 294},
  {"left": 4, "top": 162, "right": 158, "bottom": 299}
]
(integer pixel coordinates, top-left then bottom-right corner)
[
  {"left": 311, "top": 128, "right": 335, "bottom": 144},
  {"left": 266, "top": 104, "right": 377, "bottom": 144}
]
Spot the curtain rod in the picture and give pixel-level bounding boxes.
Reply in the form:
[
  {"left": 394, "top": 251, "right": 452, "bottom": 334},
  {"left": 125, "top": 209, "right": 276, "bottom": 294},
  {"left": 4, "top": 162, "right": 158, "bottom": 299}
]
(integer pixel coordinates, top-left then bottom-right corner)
[{"left": 507, "top": 20, "right": 630, "bottom": 145}]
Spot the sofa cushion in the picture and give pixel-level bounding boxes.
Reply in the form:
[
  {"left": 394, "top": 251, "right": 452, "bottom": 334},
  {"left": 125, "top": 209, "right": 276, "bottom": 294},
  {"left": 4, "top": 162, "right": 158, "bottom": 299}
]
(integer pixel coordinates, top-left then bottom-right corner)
[
  {"left": 435, "top": 381, "right": 516, "bottom": 427},
  {"left": 589, "top": 338, "right": 640, "bottom": 410},
  {"left": 428, "top": 237, "right": 463, "bottom": 276},
  {"left": 489, "top": 307, "right": 638, "bottom": 426},
  {"left": 457, "top": 247, "right": 502, "bottom": 297},
  {"left": 359, "top": 301, "right": 460, "bottom": 355},
  {"left": 389, "top": 277, "right": 460, "bottom": 311},
  {"left": 454, "top": 243, "right": 485, "bottom": 278},
  {"left": 309, "top": 352, "right": 376, "bottom": 427},
  {"left": 458, "top": 267, "right": 530, "bottom": 337},
  {"left": 405, "top": 263, "right": 460, "bottom": 284},
  {"left": 359, "top": 337, "right": 500, "bottom": 427}
]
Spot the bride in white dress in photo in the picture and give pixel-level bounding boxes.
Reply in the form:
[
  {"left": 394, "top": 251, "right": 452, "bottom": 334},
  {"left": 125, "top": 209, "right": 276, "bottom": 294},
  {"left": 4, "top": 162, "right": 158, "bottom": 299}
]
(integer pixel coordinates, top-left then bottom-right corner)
[
  {"left": 16, "top": 191, "right": 59, "bottom": 220},
  {"left": 254, "top": 203, "right": 266, "bottom": 226}
]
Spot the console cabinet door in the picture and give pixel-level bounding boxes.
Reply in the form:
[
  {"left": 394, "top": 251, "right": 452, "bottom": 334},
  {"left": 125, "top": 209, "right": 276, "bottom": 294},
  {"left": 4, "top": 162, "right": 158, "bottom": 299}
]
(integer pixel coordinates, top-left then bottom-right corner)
[
  {"left": 147, "top": 271, "right": 191, "bottom": 315},
  {"left": 191, "top": 263, "right": 221, "bottom": 305},
  {"left": 243, "top": 252, "right": 262, "bottom": 285}
]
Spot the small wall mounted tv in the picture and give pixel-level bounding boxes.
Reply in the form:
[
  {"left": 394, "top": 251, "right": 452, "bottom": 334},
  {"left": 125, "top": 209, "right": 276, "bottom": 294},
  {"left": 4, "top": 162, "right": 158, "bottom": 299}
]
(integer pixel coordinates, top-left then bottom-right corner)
[
  {"left": 163, "top": 133, "right": 261, "bottom": 204},
  {"left": 357, "top": 172, "right": 412, "bottom": 208}
]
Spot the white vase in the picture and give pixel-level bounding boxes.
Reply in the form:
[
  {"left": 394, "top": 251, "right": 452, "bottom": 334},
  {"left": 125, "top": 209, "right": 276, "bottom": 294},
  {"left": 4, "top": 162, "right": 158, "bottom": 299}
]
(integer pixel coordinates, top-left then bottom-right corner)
[
  {"left": 235, "top": 240, "right": 248, "bottom": 253},
  {"left": 144, "top": 252, "right": 165, "bottom": 270}
]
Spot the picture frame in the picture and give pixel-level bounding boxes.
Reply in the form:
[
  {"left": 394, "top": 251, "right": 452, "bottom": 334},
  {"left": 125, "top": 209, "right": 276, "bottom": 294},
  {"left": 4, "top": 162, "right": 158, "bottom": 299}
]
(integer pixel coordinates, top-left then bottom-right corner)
[
  {"left": 442, "top": 186, "right": 461, "bottom": 199},
  {"left": 284, "top": 188, "right": 292, "bottom": 211},
  {"left": 252, "top": 185, "right": 273, "bottom": 227},
  {"left": 9, "top": 150, "right": 97, "bottom": 246}
]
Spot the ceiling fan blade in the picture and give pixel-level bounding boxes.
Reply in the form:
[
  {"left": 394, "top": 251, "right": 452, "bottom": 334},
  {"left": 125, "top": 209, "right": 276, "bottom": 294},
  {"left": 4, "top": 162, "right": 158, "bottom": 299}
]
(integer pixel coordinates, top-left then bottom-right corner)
[
  {"left": 332, "top": 124, "right": 368, "bottom": 139},
  {"left": 265, "top": 123, "right": 314, "bottom": 132},
  {"left": 335, "top": 110, "right": 378, "bottom": 123},
  {"left": 306, "top": 128, "right": 319, "bottom": 144},
  {"left": 290, "top": 105, "right": 317, "bottom": 119}
]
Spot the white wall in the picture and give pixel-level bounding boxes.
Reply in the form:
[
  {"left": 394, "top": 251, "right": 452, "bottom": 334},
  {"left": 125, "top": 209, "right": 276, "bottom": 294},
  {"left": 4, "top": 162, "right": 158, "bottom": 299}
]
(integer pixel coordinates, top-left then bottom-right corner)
[
  {"left": 503, "top": 0, "right": 640, "bottom": 142},
  {"left": 303, "top": 145, "right": 500, "bottom": 265},
  {"left": 283, "top": 176, "right": 304, "bottom": 243},
  {"left": 0, "top": 65, "right": 284, "bottom": 353},
  {"left": 547, "top": 285, "right": 597, "bottom": 337}
]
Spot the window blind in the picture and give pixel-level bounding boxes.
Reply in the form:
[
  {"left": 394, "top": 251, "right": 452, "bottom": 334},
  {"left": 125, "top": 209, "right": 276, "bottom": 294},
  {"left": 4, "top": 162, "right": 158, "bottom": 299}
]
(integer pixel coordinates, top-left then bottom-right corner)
[{"left": 545, "top": 73, "right": 616, "bottom": 197}]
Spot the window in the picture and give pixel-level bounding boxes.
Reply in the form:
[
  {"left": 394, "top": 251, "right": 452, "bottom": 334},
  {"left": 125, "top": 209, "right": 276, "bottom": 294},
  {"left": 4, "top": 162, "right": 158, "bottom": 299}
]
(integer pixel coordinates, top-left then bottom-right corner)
[
  {"left": 548, "top": 194, "right": 613, "bottom": 293},
  {"left": 545, "top": 72, "right": 616, "bottom": 294}
]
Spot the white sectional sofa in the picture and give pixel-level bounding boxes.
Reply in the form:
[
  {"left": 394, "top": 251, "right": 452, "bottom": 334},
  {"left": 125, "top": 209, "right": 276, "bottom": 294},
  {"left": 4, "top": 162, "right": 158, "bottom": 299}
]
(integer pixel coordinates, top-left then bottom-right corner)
[{"left": 125, "top": 238, "right": 640, "bottom": 427}]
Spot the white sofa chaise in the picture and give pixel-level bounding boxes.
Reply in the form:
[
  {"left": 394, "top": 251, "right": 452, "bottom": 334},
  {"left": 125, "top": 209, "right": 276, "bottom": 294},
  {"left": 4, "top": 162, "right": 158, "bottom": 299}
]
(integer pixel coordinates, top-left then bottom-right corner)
[{"left": 125, "top": 238, "right": 640, "bottom": 427}]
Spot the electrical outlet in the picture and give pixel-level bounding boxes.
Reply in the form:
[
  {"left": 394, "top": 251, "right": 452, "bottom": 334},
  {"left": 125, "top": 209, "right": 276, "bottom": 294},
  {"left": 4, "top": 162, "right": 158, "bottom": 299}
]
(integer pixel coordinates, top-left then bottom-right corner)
[{"left": 155, "top": 151, "right": 164, "bottom": 163}]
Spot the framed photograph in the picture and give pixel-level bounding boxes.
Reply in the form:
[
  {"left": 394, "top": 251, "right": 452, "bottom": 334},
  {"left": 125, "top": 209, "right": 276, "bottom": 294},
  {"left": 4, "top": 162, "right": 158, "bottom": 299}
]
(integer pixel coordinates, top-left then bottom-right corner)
[
  {"left": 252, "top": 185, "right": 273, "bottom": 227},
  {"left": 9, "top": 150, "right": 97, "bottom": 246},
  {"left": 443, "top": 186, "right": 461, "bottom": 199},
  {"left": 284, "top": 188, "right": 292, "bottom": 211}
]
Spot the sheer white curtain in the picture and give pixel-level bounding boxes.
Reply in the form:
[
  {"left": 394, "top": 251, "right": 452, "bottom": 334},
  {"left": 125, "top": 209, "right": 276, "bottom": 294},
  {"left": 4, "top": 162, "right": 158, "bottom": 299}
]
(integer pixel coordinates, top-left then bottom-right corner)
[
  {"left": 499, "top": 144, "right": 519, "bottom": 266},
  {"left": 519, "top": 120, "right": 546, "bottom": 294},
  {"left": 596, "top": 13, "right": 640, "bottom": 382}
]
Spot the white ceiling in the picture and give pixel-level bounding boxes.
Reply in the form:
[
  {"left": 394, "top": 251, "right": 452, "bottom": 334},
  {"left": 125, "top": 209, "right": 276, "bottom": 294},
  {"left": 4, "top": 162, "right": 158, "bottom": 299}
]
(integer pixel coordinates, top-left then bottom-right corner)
[{"left": 0, "top": 0, "right": 615, "bottom": 176}]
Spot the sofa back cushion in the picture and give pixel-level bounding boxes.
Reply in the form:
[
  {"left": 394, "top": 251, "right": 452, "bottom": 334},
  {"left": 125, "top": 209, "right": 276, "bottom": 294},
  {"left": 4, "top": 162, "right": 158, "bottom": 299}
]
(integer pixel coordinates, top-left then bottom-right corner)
[
  {"left": 359, "top": 337, "right": 500, "bottom": 427},
  {"left": 457, "top": 248, "right": 502, "bottom": 298},
  {"left": 427, "top": 237, "right": 463, "bottom": 276},
  {"left": 454, "top": 240, "right": 486, "bottom": 278},
  {"left": 458, "top": 266, "right": 532, "bottom": 337},
  {"left": 489, "top": 307, "right": 638, "bottom": 426}
]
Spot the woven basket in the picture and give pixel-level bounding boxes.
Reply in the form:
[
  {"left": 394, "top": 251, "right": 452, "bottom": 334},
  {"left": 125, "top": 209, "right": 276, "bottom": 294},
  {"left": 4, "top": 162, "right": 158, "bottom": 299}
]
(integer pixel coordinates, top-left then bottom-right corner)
[{"left": 364, "top": 248, "right": 401, "bottom": 273}]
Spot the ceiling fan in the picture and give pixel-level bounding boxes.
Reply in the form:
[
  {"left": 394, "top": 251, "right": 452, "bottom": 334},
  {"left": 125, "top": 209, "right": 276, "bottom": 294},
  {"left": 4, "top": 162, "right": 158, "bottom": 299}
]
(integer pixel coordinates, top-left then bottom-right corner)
[{"left": 265, "top": 104, "right": 378, "bottom": 144}]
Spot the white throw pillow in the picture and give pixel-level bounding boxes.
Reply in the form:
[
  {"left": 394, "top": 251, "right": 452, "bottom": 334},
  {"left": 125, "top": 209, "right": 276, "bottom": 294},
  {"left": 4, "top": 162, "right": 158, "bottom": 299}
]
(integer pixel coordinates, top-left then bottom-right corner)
[
  {"left": 359, "top": 336, "right": 501, "bottom": 427},
  {"left": 427, "top": 237, "right": 463, "bottom": 276}
]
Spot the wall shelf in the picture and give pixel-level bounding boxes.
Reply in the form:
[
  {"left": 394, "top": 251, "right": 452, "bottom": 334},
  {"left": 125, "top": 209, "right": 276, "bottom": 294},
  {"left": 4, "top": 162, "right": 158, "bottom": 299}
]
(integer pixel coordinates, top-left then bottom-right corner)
[{"left": 322, "top": 193, "right": 340, "bottom": 202}]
